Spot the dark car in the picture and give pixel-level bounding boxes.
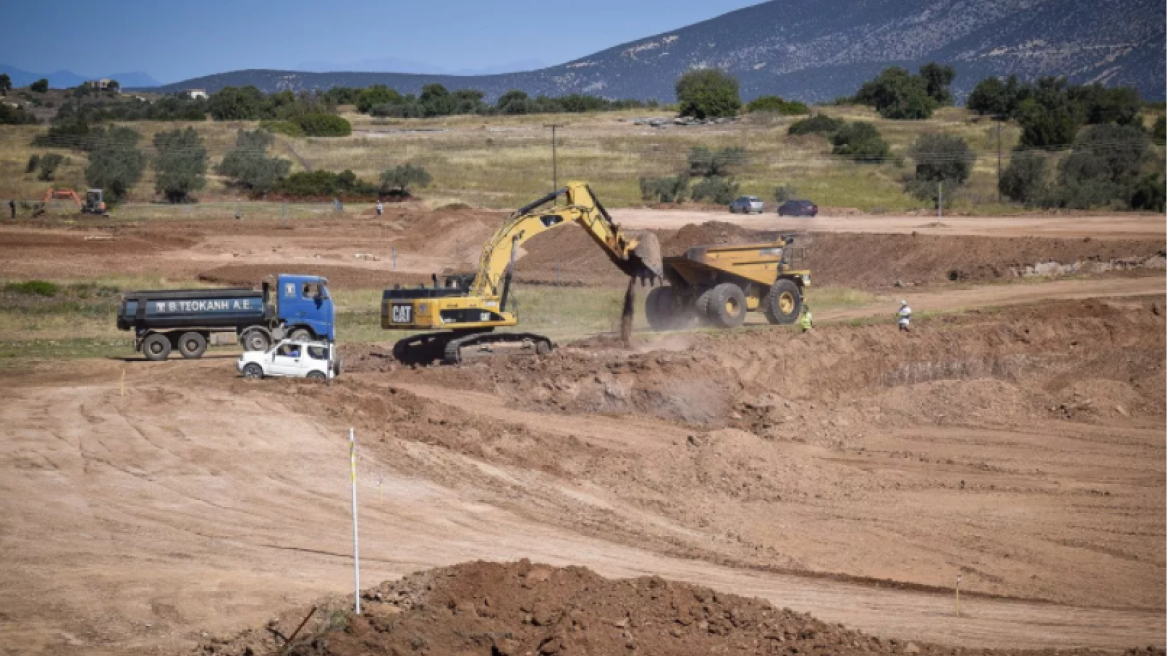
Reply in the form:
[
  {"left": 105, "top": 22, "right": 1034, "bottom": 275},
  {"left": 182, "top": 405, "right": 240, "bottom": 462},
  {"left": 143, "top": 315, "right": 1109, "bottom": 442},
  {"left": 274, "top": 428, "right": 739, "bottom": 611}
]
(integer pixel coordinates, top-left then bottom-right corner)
[{"left": 777, "top": 200, "right": 818, "bottom": 217}]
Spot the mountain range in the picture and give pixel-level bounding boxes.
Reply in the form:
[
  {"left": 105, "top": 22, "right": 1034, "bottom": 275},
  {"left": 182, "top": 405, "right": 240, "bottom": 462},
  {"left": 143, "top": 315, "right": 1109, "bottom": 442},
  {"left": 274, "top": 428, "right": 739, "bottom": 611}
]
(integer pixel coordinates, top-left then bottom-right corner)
[
  {"left": 134, "top": 0, "right": 1168, "bottom": 102},
  {"left": 0, "top": 64, "right": 159, "bottom": 89}
]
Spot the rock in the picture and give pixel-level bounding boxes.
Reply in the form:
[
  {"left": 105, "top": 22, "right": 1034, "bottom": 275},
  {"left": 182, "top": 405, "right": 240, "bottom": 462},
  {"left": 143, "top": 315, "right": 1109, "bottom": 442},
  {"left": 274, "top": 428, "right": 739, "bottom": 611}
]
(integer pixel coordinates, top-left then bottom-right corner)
[{"left": 905, "top": 642, "right": 921, "bottom": 654}]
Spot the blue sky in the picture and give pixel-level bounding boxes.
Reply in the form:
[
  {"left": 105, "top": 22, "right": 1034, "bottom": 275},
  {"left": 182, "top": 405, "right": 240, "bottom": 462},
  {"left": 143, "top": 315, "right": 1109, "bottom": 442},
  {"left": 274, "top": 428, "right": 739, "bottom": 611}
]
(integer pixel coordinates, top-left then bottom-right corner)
[{"left": 0, "top": 0, "right": 763, "bottom": 83}]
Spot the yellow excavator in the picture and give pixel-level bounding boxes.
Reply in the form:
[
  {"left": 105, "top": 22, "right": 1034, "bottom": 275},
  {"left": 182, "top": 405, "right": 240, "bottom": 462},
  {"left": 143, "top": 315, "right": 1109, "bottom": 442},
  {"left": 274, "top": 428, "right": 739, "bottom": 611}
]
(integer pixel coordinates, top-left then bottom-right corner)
[{"left": 383, "top": 182, "right": 662, "bottom": 364}]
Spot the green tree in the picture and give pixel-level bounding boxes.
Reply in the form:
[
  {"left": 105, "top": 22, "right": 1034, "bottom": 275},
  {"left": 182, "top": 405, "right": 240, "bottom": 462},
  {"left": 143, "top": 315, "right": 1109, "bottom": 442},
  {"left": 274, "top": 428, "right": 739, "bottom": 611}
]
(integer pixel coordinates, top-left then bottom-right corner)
[
  {"left": 295, "top": 113, "right": 351, "bottom": 137},
  {"left": 379, "top": 164, "right": 432, "bottom": 196},
  {"left": 216, "top": 129, "right": 291, "bottom": 194},
  {"left": 904, "top": 134, "right": 974, "bottom": 204},
  {"left": 999, "top": 150, "right": 1048, "bottom": 204},
  {"left": 966, "top": 77, "right": 1010, "bottom": 117},
  {"left": 208, "top": 86, "right": 268, "bottom": 120},
  {"left": 153, "top": 127, "right": 207, "bottom": 203},
  {"left": 496, "top": 89, "right": 532, "bottom": 114},
  {"left": 675, "top": 69, "right": 741, "bottom": 119},
  {"left": 30, "top": 78, "right": 49, "bottom": 92},
  {"left": 356, "top": 85, "right": 402, "bottom": 113},
  {"left": 37, "top": 153, "right": 67, "bottom": 181},
  {"left": 830, "top": 122, "right": 890, "bottom": 161},
  {"left": 1130, "top": 174, "right": 1166, "bottom": 212},
  {"left": 853, "top": 67, "right": 935, "bottom": 119},
  {"left": 0, "top": 103, "right": 37, "bottom": 125},
  {"left": 0, "top": 73, "right": 11, "bottom": 96},
  {"left": 85, "top": 127, "right": 145, "bottom": 202},
  {"left": 1016, "top": 78, "right": 1079, "bottom": 148},
  {"left": 26, "top": 153, "right": 40, "bottom": 173},
  {"left": 918, "top": 62, "right": 956, "bottom": 105},
  {"left": 1152, "top": 116, "right": 1166, "bottom": 143}
]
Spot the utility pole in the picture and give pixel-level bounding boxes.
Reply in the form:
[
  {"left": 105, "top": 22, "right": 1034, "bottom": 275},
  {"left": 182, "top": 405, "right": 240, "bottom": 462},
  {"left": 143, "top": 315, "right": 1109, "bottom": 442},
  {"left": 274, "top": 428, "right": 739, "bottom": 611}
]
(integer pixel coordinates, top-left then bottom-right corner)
[
  {"left": 544, "top": 123, "right": 565, "bottom": 193},
  {"left": 996, "top": 118, "right": 1002, "bottom": 202}
]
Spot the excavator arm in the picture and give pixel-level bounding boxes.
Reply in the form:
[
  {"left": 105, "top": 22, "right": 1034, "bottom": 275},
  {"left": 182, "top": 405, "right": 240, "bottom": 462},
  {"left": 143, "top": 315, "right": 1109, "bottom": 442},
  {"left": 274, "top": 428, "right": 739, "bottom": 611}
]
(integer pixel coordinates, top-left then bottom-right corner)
[{"left": 470, "top": 181, "right": 662, "bottom": 299}]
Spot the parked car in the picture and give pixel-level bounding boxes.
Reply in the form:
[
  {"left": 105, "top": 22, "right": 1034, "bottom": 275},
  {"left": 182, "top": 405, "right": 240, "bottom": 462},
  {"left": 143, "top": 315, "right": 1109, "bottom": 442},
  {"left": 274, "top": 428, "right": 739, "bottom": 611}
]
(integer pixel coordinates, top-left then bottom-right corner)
[
  {"left": 729, "top": 196, "right": 765, "bottom": 214},
  {"left": 238, "top": 339, "right": 339, "bottom": 381},
  {"left": 777, "top": 200, "right": 819, "bottom": 217}
]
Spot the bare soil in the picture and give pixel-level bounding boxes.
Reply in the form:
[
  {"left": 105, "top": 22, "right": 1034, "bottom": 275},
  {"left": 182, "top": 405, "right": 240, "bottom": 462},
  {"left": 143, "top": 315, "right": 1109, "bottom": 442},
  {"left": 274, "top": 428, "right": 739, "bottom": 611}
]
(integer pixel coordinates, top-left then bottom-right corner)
[{"left": 0, "top": 209, "right": 1164, "bottom": 656}]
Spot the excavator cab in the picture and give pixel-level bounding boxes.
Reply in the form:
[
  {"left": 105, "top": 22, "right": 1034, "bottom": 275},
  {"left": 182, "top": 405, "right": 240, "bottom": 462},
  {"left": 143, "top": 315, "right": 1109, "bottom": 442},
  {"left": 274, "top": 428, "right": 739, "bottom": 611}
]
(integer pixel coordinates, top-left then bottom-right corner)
[{"left": 84, "top": 189, "right": 106, "bottom": 214}]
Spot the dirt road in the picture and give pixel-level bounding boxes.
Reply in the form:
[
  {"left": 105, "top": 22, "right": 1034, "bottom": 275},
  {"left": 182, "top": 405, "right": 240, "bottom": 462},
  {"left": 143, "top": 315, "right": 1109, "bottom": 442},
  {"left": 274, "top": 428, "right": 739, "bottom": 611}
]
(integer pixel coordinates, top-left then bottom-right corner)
[
  {"left": 0, "top": 357, "right": 1161, "bottom": 656},
  {"left": 615, "top": 208, "right": 1167, "bottom": 239}
]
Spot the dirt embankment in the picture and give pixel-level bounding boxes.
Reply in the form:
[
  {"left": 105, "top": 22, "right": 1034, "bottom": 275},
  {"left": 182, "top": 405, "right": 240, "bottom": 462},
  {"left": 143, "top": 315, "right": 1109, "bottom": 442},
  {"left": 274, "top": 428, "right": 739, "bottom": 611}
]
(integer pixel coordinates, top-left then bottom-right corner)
[
  {"left": 440, "top": 299, "right": 1165, "bottom": 431},
  {"left": 197, "top": 561, "right": 1163, "bottom": 656},
  {"left": 512, "top": 221, "right": 1165, "bottom": 289}
]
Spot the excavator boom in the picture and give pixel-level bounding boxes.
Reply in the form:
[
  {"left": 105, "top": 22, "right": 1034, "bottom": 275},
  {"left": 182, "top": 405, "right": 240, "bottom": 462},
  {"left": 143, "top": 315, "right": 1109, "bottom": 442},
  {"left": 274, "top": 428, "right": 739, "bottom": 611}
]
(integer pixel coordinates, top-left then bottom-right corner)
[{"left": 382, "top": 182, "right": 661, "bottom": 364}]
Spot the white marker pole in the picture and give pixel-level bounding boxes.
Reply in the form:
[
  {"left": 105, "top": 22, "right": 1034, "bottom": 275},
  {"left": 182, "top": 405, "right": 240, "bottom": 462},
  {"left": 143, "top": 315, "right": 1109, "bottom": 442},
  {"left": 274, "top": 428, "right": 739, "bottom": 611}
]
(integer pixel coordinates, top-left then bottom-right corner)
[{"left": 350, "top": 428, "right": 361, "bottom": 614}]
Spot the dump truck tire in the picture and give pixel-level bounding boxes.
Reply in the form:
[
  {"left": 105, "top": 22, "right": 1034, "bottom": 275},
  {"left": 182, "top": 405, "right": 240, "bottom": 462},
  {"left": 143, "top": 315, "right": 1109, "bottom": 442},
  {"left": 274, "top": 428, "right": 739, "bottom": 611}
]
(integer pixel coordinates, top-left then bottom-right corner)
[
  {"left": 289, "top": 328, "right": 313, "bottom": 342},
  {"left": 694, "top": 287, "right": 715, "bottom": 323},
  {"left": 241, "top": 328, "right": 270, "bottom": 352},
  {"left": 764, "top": 279, "right": 802, "bottom": 325},
  {"left": 645, "top": 286, "right": 681, "bottom": 331},
  {"left": 707, "top": 283, "right": 747, "bottom": 329},
  {"left": 142, "top": 333, "right": 172, "bottom": 361},
  {"left": 177, "top": 331, "right": 208, "bottom": 359}
]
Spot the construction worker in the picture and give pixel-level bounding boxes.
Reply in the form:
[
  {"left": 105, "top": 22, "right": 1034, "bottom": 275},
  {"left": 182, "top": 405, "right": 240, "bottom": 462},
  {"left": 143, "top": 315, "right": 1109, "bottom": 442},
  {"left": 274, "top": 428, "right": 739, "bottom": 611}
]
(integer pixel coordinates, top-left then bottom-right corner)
[
  {"left": 897, "top": 299, "right": 912, "bottom": 332},
  {"left": 8, "top": 199, "right": 15, "bottom": 219},
  {"left": 799, "top": 303, "right": 813, "bottom": 332},
  {"left": 376, "top": 200, "right": 384, "bottom": 216}
]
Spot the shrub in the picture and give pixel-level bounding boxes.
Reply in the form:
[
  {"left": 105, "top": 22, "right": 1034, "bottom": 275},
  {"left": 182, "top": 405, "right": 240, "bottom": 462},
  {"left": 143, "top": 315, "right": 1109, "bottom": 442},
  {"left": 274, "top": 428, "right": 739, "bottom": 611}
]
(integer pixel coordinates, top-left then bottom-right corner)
[
  {"left": 259, "top": 120, "right": 305, "bottom": 137},
  {"left": 216, "top": 129, "right": 291, "bottom": 195},
  {"left": 208, "top": 85, "right": 269, "bottom": 120},
  {"left": 788, "top": 114, "right": 844, "bottom": 136},
  {"left": 830, "top": 122, "right": 890, "bottom": 161},
  {"left": 85, "top": 126, "right": 145, "bottom": 202},
  {"left": 379, "top": 164, "right": 432, "bottom": 196},
  {"left": 0, "top": 73, "right": 10, "bottom": 96},
  {"left": 1016, "top": 94, "right": 1078, "bottom": 149},
  {"left": 153, "top": 127, "right": 207, "bottom": 203},
  {"left": 37, "top": 153, "right": 67, "bottom": 181},
  {"left": 275, "top": 169, "right": 377, "bottom": 197},
  {"left": 30, "top": 78, "right": 49, "bottom": 92},
  {"left": 675, "top": 69, "right": 741, "bottom": 119},
  {"left": 639, "top": 176, "right": 689, "bottom": 203},
  {"left": 4, "top": 280, "right": 59, "bottom": 297},
  {"left": 1130, "top": 174, "right": 1166, "bottom": 212},
  {"left": 295, "top": 112, "right": 351, "bottom": 137},
  {"left": 746, "top": 96, "right": 809, "bottom": 115},
  {"left": 918, "top": 62, "right": 956, "bottom": 106},
  {"left": 687, "top": 146, "right": 745, "bottom": 177},
  {"left": 0, "top": 103, "right": 37, "bottom": 125},
  {"left": 773, "top": 184, "right": 797, "bottom": 202},
  {"left": 999, "top": 150, "right": 1048, "bottom": 204},
  {"left": 26, "top": 153, "right": 40, "bottom": 173},
  {"left": 690, "top": 176, "right": 740, "bottom": 205}
]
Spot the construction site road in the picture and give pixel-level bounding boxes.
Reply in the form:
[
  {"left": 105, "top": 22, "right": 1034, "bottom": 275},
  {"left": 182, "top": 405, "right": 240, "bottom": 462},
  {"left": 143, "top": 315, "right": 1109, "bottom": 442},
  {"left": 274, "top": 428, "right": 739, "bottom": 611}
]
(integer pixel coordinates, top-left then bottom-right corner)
[
  {"left": 0, "top": 361, "right": 1162, "bottom": 656},
  {"left": 615, "top": 208, "right": 1168, "bottom": 239}
]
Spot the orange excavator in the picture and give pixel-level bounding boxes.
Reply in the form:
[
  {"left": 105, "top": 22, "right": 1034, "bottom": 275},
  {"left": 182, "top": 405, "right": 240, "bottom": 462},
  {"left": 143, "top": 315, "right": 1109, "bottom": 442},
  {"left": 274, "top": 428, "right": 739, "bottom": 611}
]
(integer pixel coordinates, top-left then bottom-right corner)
[{"left": 34, "top": 188, "right": 110, "bottom": 217}]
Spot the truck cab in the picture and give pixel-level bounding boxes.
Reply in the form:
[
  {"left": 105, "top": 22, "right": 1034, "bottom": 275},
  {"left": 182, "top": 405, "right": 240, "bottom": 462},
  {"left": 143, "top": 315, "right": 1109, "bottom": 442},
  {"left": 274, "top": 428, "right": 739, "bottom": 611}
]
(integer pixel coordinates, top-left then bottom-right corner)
[{"left": 271, "top": 274, "right": 336, "bottom": 342}]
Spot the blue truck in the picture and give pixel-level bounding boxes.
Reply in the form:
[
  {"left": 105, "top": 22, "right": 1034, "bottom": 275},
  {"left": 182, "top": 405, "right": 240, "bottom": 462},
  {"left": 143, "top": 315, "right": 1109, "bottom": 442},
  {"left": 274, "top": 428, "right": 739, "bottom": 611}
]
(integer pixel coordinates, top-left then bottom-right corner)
[{"left": 116, "top": 274, "right": 335, "bottom": 361}]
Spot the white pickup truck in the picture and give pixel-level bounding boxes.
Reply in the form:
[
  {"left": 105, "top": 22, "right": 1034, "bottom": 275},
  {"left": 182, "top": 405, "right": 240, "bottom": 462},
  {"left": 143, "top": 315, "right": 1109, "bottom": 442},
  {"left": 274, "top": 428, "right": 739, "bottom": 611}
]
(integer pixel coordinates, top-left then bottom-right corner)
[{"left": 237, "top": 339, "right": 339, "bottom": 381}]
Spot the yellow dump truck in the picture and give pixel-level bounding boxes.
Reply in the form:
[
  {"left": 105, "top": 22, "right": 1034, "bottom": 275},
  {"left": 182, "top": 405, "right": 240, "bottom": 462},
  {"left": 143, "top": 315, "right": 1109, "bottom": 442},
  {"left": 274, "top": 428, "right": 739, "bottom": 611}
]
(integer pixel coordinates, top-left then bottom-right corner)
[{"left": 645, "top": 235, "right": 810, "bottom": 330}]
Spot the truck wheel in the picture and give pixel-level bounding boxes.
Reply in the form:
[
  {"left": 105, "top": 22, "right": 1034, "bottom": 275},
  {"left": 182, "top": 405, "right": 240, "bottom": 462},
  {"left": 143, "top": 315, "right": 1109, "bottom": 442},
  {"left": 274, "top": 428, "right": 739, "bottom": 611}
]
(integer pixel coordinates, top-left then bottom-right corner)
[
  {"left": 243, "top": 363, "right": 264, "bottom": 379},
  {"left": 645, "top": 286, "right": 694, "bottom": 331},
  {"left": 241, "top": 329, "right": 270, "bottom": 352},
  {"left": 177, "top": 332, "right": 208, "bottom": 359},
  {"left": 307, "top": 371, "right": 326, "bottom": 381},
  {"left": 706, "top": 283, "right": 747, "bottom": 329},
  {"left": 764, "top": 279, "right": 802, "bottom": 325},
  {"left": 289, "top": 328, "right": 313, "bottom": 342},
  {"left": 693, "top": 287, "right": 715, "bottom": 324},
  {"left": 142, "top": 333, "right": 171, "bottom": 361}
]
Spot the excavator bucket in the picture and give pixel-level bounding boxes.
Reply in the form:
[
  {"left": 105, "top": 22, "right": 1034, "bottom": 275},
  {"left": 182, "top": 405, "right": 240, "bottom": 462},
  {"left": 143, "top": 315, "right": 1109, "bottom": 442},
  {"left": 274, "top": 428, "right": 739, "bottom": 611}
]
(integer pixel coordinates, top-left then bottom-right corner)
[{"left": 630, "top": 232, "right": 663, "bottom": 284}]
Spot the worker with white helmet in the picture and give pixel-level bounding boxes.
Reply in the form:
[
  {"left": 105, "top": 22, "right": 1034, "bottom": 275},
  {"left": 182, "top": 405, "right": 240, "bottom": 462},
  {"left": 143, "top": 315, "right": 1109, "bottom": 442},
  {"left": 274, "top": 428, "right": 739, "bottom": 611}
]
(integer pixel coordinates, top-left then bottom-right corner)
[{"left": 897, "top": 299, "right": 912, "bottom": 332}]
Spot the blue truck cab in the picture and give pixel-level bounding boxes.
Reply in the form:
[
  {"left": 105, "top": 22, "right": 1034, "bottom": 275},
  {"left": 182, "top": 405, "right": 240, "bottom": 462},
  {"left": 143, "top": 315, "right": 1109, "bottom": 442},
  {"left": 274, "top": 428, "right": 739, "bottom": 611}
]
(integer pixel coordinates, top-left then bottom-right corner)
[{"left": 117, "top": 273, "right": 335, "bottom": 361}]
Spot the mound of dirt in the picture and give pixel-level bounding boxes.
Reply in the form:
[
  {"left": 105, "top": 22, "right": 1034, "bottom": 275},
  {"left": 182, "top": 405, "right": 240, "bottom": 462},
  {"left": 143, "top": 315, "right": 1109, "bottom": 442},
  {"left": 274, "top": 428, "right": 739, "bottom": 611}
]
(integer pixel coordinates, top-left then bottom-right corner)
[
  {"left": 473, "top": 299, "right": 1165, "bottom": 432},
  {"left": 195, "top": 561, "right": 1156, "bottom": 656},
  {"left": 806, "top": 233, "right": 1166, "bottom": 288},
  {"left": 387, "top": 208, "right": 502, "bottom": 265},
  {"left": 662, "top": 221, "right": 766, "bottom": 256},
  {"left": 199, "top": 264, "right": 430, "bottom": 289}
]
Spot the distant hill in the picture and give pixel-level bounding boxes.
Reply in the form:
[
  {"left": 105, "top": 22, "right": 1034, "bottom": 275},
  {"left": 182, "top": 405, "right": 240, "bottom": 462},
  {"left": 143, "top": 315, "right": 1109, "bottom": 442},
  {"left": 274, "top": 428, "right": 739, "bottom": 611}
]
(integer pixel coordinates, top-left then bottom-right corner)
[
  {"left": 0, "top": 64, "right": 160, "bottom": 89},
  {"left": 148, "top": 0, "right": 1165, "bottom": 102}
]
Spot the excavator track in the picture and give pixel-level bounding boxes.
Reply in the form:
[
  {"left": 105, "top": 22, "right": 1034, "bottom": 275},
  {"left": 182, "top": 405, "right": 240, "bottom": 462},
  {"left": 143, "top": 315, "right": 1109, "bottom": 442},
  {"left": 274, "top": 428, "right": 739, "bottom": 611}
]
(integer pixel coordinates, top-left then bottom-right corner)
[{"left": 443, "top": 332, "right": 553, "bottom": 365}]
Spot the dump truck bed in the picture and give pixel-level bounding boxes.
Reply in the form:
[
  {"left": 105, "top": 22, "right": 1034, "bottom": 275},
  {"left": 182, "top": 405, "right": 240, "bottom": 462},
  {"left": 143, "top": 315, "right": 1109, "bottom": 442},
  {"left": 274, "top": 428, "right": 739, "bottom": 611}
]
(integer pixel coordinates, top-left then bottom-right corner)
[{"left": 664, "top": 240, "right": 808, "bottom": 287}]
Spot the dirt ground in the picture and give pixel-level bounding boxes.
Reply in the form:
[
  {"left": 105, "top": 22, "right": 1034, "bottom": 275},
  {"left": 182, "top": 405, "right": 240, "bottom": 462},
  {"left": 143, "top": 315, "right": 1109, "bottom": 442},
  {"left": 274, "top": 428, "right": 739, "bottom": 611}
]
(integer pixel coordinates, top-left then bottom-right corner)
[{"left": 0, "top": 209, "right": 1164, "bottom": 656}]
